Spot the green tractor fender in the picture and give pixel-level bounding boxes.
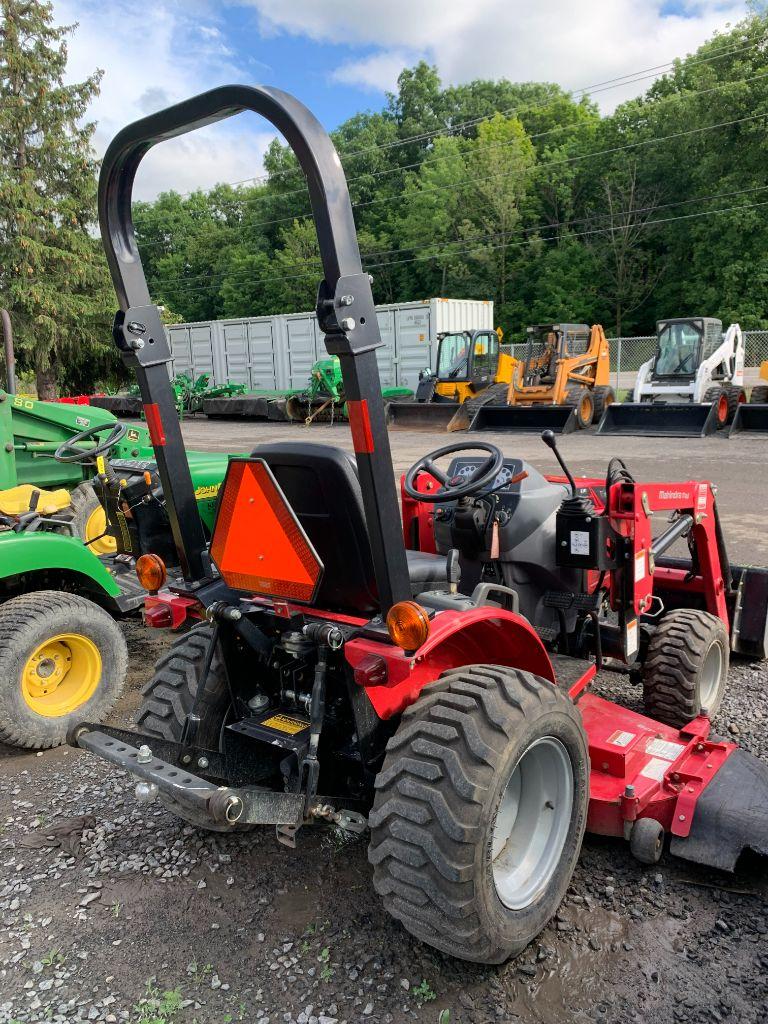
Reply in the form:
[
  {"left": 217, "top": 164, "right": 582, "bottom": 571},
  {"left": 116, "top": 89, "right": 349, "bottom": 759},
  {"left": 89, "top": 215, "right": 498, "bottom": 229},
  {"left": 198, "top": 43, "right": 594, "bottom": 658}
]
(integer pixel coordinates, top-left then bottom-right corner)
[{"left": 0, "top": 531, "right": 121, "bottom": 603}]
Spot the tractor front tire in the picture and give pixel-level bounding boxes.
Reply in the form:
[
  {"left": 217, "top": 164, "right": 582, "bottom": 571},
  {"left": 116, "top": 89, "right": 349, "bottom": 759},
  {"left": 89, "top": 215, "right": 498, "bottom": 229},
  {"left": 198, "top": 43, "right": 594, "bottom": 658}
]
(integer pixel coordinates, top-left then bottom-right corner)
[
  {"left": 563, "top": 387, "right": 594, "bottom": 429},
  {"left": 590, "top": 386, "right": 616, "bottom": 424},
  {"left": 0, "top": 591, "right": 127, "bottom": 749},
  {"left": 642, "top": 609, "right": 729, "bottom": 728},
  {"left": 137, "top": 624, "right": 246, "bottom": 832},
  {"left": 369, "top": 665, "right": 589, "bottom": 964}
]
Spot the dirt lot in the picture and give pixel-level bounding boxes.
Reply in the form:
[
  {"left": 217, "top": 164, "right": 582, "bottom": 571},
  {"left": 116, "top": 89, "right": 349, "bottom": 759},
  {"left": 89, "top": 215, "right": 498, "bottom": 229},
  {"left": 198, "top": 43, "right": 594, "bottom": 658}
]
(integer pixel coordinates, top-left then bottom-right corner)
[{"left": 1, "top": 423, "right": 767, "bottom": 1024}]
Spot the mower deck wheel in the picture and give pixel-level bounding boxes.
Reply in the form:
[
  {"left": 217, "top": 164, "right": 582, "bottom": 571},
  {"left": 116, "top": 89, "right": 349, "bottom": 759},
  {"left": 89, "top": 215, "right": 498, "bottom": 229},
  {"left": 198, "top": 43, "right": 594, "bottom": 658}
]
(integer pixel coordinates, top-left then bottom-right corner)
[
  {"left": 369, "top": 664, "right": 588, "bottom": 964},
  {"left": 137, "top": 624, "right": 252, "bottom": 832},
  {"left": 0, "top": 591, "right": 126, "bottom": 749},
  {"left": 630, "top": 817, "right": 664, "bottom": 865},
  {"left": 642, "top": 609, "right": 729, "bottom": 729},
  {"left": 563, "top": 387, "right": 594, "bottom": 430}
]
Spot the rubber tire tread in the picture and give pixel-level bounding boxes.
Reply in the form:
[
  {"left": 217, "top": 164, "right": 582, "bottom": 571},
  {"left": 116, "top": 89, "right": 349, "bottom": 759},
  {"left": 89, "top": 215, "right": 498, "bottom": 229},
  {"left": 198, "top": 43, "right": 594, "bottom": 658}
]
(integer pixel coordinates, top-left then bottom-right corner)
[
  {"left": 0, "top": 590, "right": 127, "bottom": 749},
  {"left": 591, "top": 386, "right": 615, "bottom": 424},
  {"left": 750, "top": 385, "right": 768, "bottom": 404},
  {"left": 563, "top": 386, "right": 593, "bottom": 429},
  {"left": 642, "top": 609, "right": 729, "bottom": 728},
  {"left": 368, "top": 664, "right": 588, "bottom": 964}
]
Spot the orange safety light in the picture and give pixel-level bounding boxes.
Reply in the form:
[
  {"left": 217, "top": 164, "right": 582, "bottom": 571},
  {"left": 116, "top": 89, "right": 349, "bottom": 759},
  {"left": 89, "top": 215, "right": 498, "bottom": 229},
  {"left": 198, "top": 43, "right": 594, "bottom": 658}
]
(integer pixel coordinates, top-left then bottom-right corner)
[
  {"left": 386, "top": 600, "right": 431, "bottom": 652},
  {"left": 136, "top": 553, "right": 167, "bottom": 593},
  {"left": 210, "top": 459, "right": 323, "bottom": 603}
]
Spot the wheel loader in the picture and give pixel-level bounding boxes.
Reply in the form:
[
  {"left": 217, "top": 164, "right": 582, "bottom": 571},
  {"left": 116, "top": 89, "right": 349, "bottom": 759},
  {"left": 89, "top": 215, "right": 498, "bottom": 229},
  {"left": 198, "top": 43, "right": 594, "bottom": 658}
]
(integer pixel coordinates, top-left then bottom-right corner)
[
  {"left": 65, "top": 84, "right": 768, "bottom": 968},
  {"left": 462, "top": 322, "right": 613, "bottom": 433},
  {"left": 385, "top": 327, "right": 514, "bottom": 430},
  {"left": 599, "top": 318, "right": 747, "bottom": 437}
]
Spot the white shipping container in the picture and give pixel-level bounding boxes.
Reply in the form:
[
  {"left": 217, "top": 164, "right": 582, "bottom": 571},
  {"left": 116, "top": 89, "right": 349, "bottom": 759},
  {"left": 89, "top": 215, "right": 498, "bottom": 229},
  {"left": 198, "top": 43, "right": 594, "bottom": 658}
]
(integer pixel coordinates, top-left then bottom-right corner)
[{"left": 167, "top": 297, "right": 493, "bottom": 391}]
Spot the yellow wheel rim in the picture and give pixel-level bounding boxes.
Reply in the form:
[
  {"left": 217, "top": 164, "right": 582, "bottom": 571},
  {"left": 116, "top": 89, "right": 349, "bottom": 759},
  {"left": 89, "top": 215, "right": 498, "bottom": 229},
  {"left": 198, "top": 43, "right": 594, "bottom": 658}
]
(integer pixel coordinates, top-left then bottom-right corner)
[
  {"left": 85, "top": 505, "right": 116, "bottom": 555},
  {"left": 21, "top": 634, "right": 102, "bottom": 717}
]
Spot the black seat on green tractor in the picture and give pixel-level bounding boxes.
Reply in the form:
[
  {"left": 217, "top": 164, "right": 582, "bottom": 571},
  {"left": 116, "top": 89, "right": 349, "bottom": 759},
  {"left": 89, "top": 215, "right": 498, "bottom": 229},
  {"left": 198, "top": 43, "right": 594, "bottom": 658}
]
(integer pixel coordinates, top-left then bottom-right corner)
[{"left": 251, "top": 442, "right": 455, "bottom": 613}]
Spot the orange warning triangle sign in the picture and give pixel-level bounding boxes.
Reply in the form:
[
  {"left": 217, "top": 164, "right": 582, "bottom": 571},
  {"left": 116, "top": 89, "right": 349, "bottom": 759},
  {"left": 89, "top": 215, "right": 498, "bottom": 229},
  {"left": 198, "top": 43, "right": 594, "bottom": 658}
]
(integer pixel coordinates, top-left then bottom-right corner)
[{"left": 210, "top": 460, "right": 322, "bottom": 603}]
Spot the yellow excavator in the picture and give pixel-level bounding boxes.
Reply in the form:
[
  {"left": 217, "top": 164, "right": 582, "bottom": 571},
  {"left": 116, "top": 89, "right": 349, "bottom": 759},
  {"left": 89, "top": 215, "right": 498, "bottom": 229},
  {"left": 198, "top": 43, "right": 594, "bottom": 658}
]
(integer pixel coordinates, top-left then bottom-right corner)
[{"left": 386, "top": 328, "right": 516, "bottom": 430}]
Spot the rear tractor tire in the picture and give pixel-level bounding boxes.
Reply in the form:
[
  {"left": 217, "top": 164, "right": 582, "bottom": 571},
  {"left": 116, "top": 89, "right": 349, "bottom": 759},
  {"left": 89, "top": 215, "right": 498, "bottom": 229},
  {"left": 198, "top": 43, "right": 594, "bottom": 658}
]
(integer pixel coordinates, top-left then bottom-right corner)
[
  {"left": 0, "top": 591, "right": 127, "bottom": 749},
  {"left": 590, "top": 386, "right": 616, "bottom": 424},
  {"left": 137, "top": 624, "right": 249, "bottom": 832},
  {"left": 369, "top": 665, "right": 589, "bottom": 964},
  {"left": 563, "top": 387, "right": 594, "bottom": 430},
  {"left": 642, "top": 609, "right": 729, "bottom": 729},
  {"left": 68, "top": 483, "right": 117, "bottom": 555}
]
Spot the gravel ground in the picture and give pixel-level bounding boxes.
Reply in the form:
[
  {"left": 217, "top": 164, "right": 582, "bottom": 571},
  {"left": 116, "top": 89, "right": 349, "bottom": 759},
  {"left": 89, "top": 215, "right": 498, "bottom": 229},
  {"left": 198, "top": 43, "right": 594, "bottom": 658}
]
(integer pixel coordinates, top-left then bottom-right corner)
[{"left": 1, "top": 423, "right": 767, "bottom": 1024}]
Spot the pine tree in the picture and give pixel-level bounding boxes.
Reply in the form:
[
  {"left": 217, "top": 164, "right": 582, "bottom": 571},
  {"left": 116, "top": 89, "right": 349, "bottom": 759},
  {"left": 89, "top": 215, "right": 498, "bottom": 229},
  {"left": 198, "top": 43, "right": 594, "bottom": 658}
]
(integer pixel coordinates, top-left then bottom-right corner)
[{"left": 0, "top": 0, "right": 113, "bottom": 398}]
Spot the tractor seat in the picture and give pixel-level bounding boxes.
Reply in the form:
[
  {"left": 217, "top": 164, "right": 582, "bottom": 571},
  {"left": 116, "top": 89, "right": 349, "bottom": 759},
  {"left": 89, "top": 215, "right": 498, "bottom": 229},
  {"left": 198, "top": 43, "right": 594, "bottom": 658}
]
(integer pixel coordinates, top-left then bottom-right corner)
[
  {"left": 0, "top": 484, "right": 72, "bottom": 517},
  {"left": 250, "top": 441, "right": 456, "bottom": 613}
]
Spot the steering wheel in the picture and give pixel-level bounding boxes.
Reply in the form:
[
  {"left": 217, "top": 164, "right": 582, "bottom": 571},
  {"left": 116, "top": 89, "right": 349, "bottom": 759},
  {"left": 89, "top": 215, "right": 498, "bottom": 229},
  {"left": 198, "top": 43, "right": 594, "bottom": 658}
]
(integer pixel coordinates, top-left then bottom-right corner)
[
  {"left": 54, "top": 421, "right": 128, "bottom": 465},
  {"left": 404, "top": 441, "right": 505, "bottom": 503}
]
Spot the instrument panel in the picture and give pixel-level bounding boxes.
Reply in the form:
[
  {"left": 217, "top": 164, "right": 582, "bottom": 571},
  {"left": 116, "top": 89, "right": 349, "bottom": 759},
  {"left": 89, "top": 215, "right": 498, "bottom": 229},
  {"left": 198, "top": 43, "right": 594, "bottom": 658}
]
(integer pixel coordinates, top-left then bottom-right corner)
[{"left": 447, "top": 457, "right": 525, "bottom": 494}]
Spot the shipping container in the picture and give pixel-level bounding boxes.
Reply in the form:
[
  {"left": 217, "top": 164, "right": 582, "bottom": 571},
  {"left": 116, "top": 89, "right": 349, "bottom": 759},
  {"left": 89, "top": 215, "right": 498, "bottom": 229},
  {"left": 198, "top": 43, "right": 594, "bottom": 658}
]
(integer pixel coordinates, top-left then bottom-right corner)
[{"left": 166, "top": 298, "right": 493, "bottom": 391}]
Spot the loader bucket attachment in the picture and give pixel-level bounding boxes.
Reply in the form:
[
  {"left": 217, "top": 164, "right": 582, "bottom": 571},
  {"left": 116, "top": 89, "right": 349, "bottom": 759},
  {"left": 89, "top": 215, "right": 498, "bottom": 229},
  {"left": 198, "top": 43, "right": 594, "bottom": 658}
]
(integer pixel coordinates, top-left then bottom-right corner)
[
  {"left": 469, "top": 404, "right": 578, "bottom": 434},
  {"left": 597, "top": 402, "right": 720, "bottom": 437},
  {"left": 203, "top": 396, "right": 272, "bottom": 419},
  {"left": 728, "top": 403, "right": 768, "bottom": 436},
  {"left": 669, "top": 749, "right": 768, "bottom": 871},
  {"left": 386, "top": 401, "right": 463, "bottom": 431},
  {"left": 90, "top": 395, "right": 142, "bottom": 418}
]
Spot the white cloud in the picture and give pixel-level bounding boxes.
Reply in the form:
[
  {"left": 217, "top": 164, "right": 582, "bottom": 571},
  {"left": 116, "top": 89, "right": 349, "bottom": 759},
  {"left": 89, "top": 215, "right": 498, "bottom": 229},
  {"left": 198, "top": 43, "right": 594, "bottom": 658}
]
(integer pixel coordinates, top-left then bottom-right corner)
[
  {"left": 53, "top": 0, "right": 277, "bottom": 199},
  {"left": 244, "top": 0, "right": 748, "bottom": 110},
  {"left": 331, "top": 50, "right": 423, "bottom": 92}
]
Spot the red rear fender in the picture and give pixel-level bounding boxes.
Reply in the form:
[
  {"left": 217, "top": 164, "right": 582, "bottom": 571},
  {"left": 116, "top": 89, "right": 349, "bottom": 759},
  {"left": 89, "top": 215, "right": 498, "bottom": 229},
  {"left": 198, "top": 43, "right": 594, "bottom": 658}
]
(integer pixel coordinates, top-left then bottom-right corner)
[{"left": 345, "top": 606, "right": 555, "bottom": 719}]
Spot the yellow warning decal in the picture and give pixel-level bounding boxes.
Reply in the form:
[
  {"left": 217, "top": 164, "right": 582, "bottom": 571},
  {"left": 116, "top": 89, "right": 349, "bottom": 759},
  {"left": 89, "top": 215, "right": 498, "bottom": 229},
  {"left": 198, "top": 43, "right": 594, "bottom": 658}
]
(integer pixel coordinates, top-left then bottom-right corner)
[{"left": 261, "top": 713, "right": 309, "bottom": 735}]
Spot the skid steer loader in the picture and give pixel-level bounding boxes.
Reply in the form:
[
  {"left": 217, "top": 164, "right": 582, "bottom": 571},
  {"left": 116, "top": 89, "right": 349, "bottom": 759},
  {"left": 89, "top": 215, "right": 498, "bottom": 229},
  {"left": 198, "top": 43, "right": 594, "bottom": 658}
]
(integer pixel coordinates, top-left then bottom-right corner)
[
  {"left": 386, "top": 328, "right": 514, "bottom": 430},
  {"left": 599, "top": 318, "right": 746, "bottom": 437},
  {"left": 66, "top": 84, "right": 768, "bottom": 968},
  {"left": 465, "top": 323, "right": 613, "bottom": 433}
]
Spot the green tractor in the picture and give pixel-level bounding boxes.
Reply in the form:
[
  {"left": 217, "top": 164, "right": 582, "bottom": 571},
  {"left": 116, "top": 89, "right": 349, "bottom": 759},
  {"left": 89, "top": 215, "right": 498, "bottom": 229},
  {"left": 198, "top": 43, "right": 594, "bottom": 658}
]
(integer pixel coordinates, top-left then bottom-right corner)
[{"left": 0, "top": 392, "right": 231, "bottom": 750}]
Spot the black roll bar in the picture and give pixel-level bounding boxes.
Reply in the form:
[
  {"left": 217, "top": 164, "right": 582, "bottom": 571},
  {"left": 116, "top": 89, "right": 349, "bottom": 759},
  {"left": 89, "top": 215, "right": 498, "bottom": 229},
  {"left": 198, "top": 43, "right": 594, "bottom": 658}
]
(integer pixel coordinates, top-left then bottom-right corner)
[{"left": 98, "top": 85, "right": 411, "bottom": 610}]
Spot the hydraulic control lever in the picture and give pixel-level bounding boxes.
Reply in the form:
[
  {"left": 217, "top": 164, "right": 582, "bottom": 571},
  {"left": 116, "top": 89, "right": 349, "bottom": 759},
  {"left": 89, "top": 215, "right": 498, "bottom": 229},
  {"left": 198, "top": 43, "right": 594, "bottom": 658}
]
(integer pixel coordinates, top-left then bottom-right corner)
[{"left": 540, "top": 429, "right": 577, "bottom": 497}]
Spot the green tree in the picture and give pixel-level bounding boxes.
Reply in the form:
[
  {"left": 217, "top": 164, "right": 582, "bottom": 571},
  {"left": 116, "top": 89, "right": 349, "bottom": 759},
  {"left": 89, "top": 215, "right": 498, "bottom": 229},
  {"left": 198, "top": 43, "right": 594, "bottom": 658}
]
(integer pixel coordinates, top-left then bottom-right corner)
[{"left": 0, "top": 0, "right": 113, "bottom": 397}]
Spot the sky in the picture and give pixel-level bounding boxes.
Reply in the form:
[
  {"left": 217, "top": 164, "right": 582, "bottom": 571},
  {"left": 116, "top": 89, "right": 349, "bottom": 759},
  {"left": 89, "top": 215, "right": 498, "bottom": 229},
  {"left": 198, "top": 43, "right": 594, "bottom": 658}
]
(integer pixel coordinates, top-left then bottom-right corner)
[{"left": 52, "top": 0, "right": 750, "bottom": 200}]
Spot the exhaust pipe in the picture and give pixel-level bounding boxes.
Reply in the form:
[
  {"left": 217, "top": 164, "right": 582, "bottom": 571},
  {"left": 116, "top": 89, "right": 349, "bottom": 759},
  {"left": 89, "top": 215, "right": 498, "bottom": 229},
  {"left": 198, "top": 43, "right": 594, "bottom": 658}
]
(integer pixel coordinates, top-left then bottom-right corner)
[
  {"left": 469, "top": 404, "right": 578, "bottom": 434},
  {"left": 597, "top": 402, "right": 720, "bottom": 437}
]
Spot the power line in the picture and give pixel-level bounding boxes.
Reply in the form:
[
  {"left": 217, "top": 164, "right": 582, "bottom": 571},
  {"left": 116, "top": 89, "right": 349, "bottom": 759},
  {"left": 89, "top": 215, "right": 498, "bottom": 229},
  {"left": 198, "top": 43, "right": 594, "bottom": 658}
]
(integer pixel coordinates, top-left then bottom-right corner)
[
  {"left": 137, "top": 182, "right": 768, "bottom": 292},
  {"left": 143, "top": 189, "right": 768, "bottom": 299},
  {"left": 169, "top": 35, "right": 762, "bottom": 198}
]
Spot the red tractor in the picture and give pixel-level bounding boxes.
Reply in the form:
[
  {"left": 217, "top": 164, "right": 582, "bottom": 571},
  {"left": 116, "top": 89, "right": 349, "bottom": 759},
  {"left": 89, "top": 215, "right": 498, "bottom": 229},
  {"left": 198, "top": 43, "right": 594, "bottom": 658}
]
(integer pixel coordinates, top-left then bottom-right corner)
[{"left": 69, "top": 85, "right": 768, "bottom": 965}]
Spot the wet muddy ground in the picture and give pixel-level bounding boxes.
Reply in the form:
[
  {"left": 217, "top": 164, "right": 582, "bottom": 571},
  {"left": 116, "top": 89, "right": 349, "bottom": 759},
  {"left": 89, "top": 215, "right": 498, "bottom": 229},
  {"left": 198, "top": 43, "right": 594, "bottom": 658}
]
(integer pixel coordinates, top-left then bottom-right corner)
[{"left": 1, "top": 424, "right": 767, "bottom": 1023}]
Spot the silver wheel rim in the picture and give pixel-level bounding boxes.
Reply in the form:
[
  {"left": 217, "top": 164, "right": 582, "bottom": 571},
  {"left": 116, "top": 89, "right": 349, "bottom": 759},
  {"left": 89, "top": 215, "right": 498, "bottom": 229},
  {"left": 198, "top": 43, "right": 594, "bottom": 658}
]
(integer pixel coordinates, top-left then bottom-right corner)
[
  {"left": 700, "top": 640, "right": 723, "bottom": 709},
  {"left": 491, "top": 736, "right": 574, "bottom": 911}
]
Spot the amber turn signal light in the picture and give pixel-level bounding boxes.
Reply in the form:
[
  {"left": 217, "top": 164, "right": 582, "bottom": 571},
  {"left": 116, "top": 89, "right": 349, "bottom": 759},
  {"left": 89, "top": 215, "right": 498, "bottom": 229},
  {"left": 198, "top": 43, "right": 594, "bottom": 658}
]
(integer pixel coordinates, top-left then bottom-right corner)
[
  {"left": 386, "top": 600, "right": 431, "bottom": 652},
  {"left": 136, "top": 553, "right": 167, "bottom": 593}
]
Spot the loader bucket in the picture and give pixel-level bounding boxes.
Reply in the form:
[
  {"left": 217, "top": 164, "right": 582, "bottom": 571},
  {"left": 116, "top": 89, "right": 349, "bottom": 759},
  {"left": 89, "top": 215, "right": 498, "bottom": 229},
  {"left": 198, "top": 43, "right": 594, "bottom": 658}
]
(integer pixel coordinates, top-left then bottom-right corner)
[
  {"left": 90, "top": 395, "right": 143, "bottom": 418},
  {"left": 597, "top": 402, "right": 720, "bottom": 437},
  {"left": 469, "top": 404, "right": 578, "bottom": 434},
  {"left": 386, "top": 401, "right": 463, "bottom": 431},
  {"left": 203, "top": 396, "right": 272, "bottom": 419},
  {"left": 728, "top": 403, "right": 768, "bottom": 436}
]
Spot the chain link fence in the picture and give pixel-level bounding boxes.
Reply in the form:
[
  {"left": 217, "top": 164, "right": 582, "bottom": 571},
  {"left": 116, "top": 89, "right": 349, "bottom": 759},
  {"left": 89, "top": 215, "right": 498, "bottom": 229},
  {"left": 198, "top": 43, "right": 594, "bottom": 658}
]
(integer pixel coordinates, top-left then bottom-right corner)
[{"left": 504, "top": 330, "right": 768, "bottom": 396}]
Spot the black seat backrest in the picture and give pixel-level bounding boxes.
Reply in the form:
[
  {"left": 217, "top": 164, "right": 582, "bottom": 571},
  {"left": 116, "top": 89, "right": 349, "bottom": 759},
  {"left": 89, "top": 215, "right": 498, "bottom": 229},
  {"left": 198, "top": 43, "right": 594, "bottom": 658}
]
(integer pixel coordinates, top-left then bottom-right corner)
[{"left": 250, "top": 442, "right": 379, "bottom": 613}]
